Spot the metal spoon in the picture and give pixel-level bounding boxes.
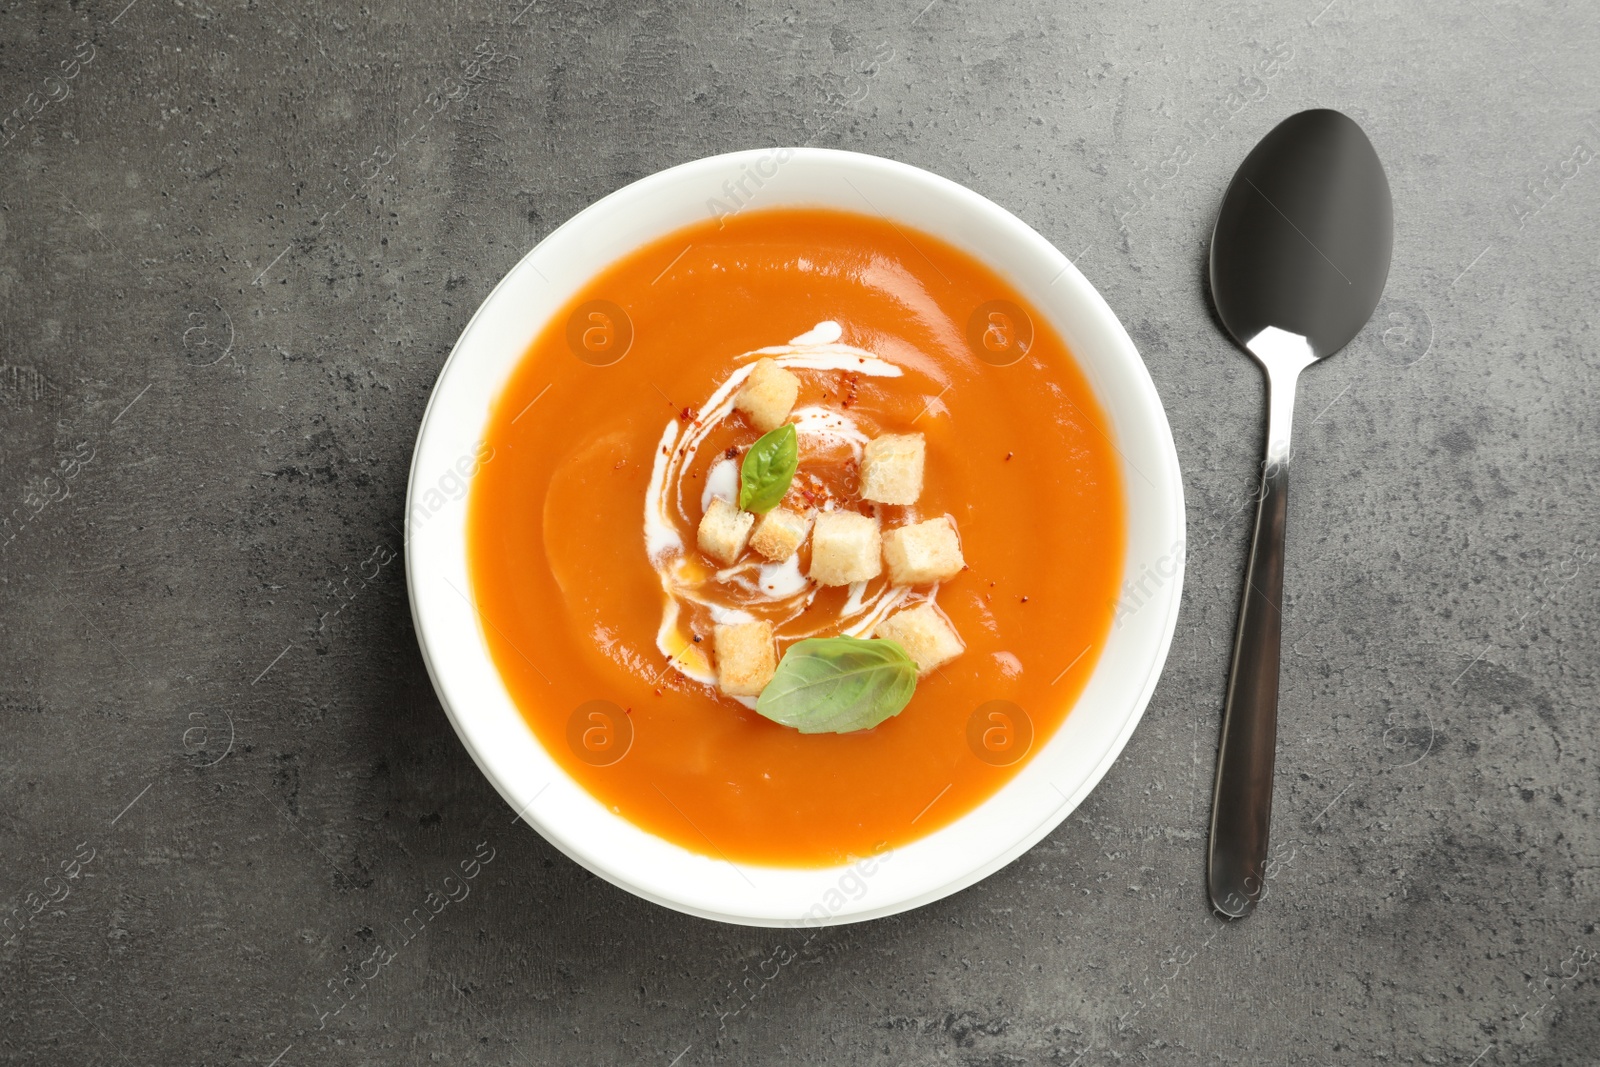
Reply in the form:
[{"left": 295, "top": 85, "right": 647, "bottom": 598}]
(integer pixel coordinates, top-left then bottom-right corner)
[{"left": 1206, "top": 109, "right": 1393, "bottom": 918}]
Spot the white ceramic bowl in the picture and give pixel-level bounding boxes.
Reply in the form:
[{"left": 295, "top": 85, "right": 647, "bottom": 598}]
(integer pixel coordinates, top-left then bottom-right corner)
[{"left": 406, "top": 148, "right": 1185, "bottom": 927}]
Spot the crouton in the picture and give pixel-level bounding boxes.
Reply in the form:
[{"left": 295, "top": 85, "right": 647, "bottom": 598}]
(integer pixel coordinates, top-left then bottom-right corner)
[
  {"left": 883, "top": 516, "right": 965, "bottom": 586},
  {"left": 697, "top": 497, "right": 754, "bottom": 565},
  {"left": 859, "top": 433, "right": 925, "bottom": 505},
  {"left": 750, "top": 506, "right": 812, "bottom": 562},
  {"left": 875, "top": 603, "right": 964, "bottom": 672},
  {"left": 808, "top": 510, "right": 882, "bottom": 586},
  {"left": 734, "top": 358, "right": 800, "bottom": 433},
  {"left": 714, "top": 620, "right": 777, "bottom": 696}
]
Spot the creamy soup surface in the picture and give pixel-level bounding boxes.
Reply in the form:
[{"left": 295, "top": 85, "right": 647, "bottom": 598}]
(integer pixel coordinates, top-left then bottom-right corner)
[{"left": 468, "top": 207, "right": 1125, "bottom": 867}]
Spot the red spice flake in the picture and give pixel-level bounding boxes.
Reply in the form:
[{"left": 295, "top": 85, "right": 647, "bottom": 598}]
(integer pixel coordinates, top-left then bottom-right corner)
[
  {"left": 679, "top": 406, "right": 697, "bottom": 422},
  {"left": 724, "top": 446, "right": 739, "bottom": 459},
  {"left": 841, "top": 372, "right": 861, "bottom": 409},
  {"left": 654, "top": 688, "right": 663, "bottom": 696},
  {"left": 624, "top": 707, "right": 632, "bottom": 715},
  {"left": 692, "top": 634, "right": 702, "bottom": 643},
  {"left": 1004, "top": 451, "right": 1014, "bottom": 461},
  {"left": 1020, "top": 595, "right": 1030, "bottom": 603}
]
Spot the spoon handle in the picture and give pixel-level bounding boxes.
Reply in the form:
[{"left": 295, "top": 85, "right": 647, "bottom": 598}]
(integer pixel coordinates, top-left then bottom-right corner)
[{"left": 1207, "top": 369, "right": 1297, "bottom": 918}]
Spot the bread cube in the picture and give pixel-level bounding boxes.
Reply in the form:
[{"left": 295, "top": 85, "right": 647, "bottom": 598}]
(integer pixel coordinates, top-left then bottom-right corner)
[
  {"left": 875, "top": 603, "right": 964, "bottom": 672},
  {"left": 697, "top": 497, "right": 754, "bottom": 565},
  {"left": 883, "top": 517, "right": 966, "bottom": 586},
  {"left": 750, "top": 506, "right": 812, "bottom": 562},
  {"left": 734, "top": 358, "right": 800, "bottom": 433},
  {"left": 859, "top": 433, "right": 925, "bottom": 505},
  {"left": 808, "top": 510, "right": 882, "bottom": 586},
  {"left": 714, "top": 620, "right": 777, "bottom": 696}
]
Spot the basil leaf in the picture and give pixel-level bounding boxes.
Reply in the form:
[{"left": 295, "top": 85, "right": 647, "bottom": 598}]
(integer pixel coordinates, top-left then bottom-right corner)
[
  {"left": 755, "top": 636, "right": 918, "bottom": 734},
  {"left": 738, "top": 423, "right": 798, "bottom": 513}
]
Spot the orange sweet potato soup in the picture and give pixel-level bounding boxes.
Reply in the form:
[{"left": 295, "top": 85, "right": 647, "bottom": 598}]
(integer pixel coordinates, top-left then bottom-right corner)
[{"left": 467, "top": 207, "right": 1124, "bottom": 868}]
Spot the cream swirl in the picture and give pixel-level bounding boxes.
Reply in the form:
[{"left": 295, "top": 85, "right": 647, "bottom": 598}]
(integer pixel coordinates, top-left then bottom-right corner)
[{"left": 644, "top": 323, "right": 935, "bottom": 688}]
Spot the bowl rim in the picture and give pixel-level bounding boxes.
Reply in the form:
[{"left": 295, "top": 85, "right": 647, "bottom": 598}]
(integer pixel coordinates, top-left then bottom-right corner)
[{"left": 406, "top": 146, "right": 1186, "bottom": 926}]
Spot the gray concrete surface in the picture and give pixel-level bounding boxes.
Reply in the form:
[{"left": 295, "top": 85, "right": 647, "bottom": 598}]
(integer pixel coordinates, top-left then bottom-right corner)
[{"left": 2, "top": 0, "right": 1598, "bottom": 1063}]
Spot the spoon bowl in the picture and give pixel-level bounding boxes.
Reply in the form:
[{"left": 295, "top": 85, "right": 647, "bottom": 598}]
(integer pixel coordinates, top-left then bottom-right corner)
[{"left": 1212, "top": 109, "right": 1394, "bottom": 360}]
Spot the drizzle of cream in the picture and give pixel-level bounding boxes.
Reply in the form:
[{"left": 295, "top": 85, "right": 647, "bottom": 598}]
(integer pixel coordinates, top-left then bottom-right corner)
[
  {"left": 644, "top": 420, "right": 683, "bottom": 561},
  {"left": 766, "top": 345, "right": 900, "bottom": 377},
  {"left": 758, "top": 555, "right": 808, "bottom": 597},
  {"left": 708, "top": 604, "right": 756, "bottom": 625},
  {"left": 702, "top": 457, "right": 738, "bottom": 513},
  {"left": 713, "top": 558, "right": 806, "bottom": 601},
  {"left": 792, "top": 405, "right": 870, "bottom": 463},
  {"left": 643, "top": 322, "right": 929, "bottom": 686},
  {"left": 842, "top": 586, "right": 914, "bottom": 638},
  {"left": 789, "top": 320, "right": 842, "bottom": 345}
]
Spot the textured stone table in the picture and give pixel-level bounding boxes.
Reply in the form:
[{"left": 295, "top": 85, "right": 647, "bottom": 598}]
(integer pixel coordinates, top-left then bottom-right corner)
[{"left": 2, "top": 1, "right": 1597, "bottom": 1063}]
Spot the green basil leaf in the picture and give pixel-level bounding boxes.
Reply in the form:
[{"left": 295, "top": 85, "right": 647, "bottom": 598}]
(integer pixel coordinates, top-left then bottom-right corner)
[
  {"left": 755, "top": 636, "right": 918, "bottom": 734},
  {"left": 738, "top": 423, "right": 798, "bottom": 513}
]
